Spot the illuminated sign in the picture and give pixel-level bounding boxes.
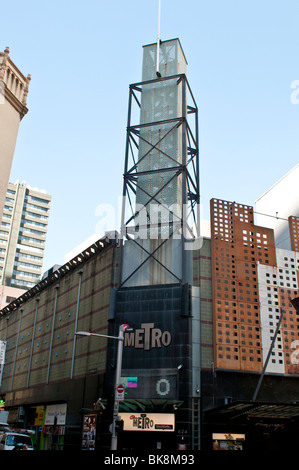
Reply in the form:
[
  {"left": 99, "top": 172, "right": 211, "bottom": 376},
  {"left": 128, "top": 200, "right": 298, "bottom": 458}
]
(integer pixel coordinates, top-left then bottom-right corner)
[
  {"left": 121, "top": 372, "right": 177, "bottom": 399},
  {"left": 81, "top": 414, "right": 97, "bottom": 451},
  {"left": 120, "top": 413, "right": 175, "bottom": 432},
  {"left": 121, "top": 376, "right": 138, "bottom": 389},
  {"left": 212, "top": 433, "right": 245, "bottom": 451}
]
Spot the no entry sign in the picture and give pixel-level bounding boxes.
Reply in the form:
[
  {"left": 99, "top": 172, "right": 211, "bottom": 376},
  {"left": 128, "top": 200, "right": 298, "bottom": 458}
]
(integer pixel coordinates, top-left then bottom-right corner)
[{"left": 116, "top": 384, "right": 125, "bottom": 400}]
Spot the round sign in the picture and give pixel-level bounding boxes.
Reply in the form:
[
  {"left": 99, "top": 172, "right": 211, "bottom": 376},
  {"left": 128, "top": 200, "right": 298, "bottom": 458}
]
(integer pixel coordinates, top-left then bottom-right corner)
[{"left": 117, "top": 384, "right": 125, "bottom": 393}]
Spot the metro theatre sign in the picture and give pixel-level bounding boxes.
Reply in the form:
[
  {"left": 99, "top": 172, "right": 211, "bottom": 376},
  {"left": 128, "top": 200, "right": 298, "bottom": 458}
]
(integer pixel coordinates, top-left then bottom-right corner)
[
  {"left": 124, "top": 323, "right": 171, "bottom": 350},
  {"left": 111, "top": 284, "right": 191, "bottom": 402},
  {"left": 115, "top": 304, "right": 190, "bottom": 372},
  {"left": 120, "top": 413, "right": 175, "bottom": 432}
]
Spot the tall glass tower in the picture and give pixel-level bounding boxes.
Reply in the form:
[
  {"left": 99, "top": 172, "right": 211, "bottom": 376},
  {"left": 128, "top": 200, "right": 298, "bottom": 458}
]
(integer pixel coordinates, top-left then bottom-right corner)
[{"left": 119, "top": 39, "right": 200, "bottom": 288}]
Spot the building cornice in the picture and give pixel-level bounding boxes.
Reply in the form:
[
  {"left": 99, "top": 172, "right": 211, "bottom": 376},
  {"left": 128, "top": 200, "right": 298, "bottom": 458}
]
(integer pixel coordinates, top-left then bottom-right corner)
[
  {"left": 0, "top": 238, "right": 115, "bottom": 316},
  {"left": 3, "top": 84, "right": 29, "bottom": 119},
  {"left": 0, "top": 47, "right": 31, "bottom": 119}
]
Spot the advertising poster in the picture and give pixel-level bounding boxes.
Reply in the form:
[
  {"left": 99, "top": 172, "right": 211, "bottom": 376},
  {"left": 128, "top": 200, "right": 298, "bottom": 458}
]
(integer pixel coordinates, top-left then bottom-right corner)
[
  {"left": 81, "top": 414, "right": 97, "bottom": 450},
  {"left": 212, "top": 433, "right": 245, "bottom": 450}
]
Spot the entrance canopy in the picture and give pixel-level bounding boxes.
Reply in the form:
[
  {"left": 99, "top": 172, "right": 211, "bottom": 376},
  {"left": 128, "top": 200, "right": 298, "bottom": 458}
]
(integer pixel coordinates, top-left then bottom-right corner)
[
  {"left": 95, "top": 399, "right": 183, "bottom": 414},
  {"left": 205, "top": 401, "right": 299, "bottom": 423},
  {"left": 118, "top": 399, "right": 183, "bottom": 413}
]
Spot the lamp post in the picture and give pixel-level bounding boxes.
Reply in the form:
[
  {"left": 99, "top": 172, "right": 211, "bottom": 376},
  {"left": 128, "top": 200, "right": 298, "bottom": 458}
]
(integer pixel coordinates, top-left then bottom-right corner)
[
  {"left": 75, "top": 323, "right": 128, "bottom": 450},
  {"left": 252, "top": 298, "right": 298, "bottom": 401}
]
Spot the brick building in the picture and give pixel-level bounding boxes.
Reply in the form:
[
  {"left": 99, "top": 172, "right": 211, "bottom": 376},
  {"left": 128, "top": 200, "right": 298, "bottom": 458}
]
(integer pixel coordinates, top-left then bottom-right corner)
[{"left": 202, "top": 198, "right": 299, "bottom": 451}]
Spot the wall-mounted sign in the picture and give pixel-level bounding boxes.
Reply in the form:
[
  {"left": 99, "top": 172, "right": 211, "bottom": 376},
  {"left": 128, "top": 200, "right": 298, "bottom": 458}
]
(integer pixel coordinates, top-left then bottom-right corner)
[
  {"left": 111, "top": 286, "right": 191, "bottom": 406},
  {"left": 120, "top": 413, "right": 175, "bottom": 432},
  {"left": 0, "top": 341, "right": 6, "bottom": 365},
  {"left": 34, "top": 406, "right": 45, "bottom": 426},
  {"left": 121, "top": 372, "right": 177, "bottom": 399},
  {"left": 124, "top": 323, "right": 171, "bottom": 350},
  {"left": 45, "top": 404, "right": 67, "bottom": 426}
]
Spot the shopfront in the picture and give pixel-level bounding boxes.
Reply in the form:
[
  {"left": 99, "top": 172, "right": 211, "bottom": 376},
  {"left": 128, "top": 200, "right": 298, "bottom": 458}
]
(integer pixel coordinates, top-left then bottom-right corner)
[
  {"left": 212, "top": 433, "right": 245, "bottom": 450},
  {"left": 42, "top": 404, "right": 67, "bottom": 450},
  {"left": 204, "top": 401, "right": 299, "bottom": 451},
  {"left": 114, "top": 412, "right": 176, "bottom": 451}
]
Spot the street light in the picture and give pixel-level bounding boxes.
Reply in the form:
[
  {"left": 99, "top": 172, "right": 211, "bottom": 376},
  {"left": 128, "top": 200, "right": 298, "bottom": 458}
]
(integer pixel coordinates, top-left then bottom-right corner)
[
  {"left": 75, "top": 323, "right": 128, "bottom": 450},
  {"left": 252, "top": 298, "right": 299, "bottom": 401}
]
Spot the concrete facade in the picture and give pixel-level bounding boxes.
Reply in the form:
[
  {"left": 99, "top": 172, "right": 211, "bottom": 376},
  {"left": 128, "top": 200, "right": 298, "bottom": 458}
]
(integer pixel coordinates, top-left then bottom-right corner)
[
  {"left": 0, "top": 234, "right": 209, "bottom": 451},
  {"left": 0, "top": 285, "right": 26, "bottom": 310},
  {"left": 0, "top": 238, "right": 117, "bottom": 450}
]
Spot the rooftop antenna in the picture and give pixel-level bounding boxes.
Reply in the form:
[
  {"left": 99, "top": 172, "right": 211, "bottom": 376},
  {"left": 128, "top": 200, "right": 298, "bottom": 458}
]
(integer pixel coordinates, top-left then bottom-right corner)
[{"left": 156, "top": 0, "right": 161, "bottom": 77}]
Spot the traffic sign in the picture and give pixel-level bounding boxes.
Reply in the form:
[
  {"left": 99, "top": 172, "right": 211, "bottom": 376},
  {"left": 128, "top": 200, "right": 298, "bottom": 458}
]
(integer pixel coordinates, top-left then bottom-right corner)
[{"left": 116, "top": 384, "right": 125, "bottom": 400}]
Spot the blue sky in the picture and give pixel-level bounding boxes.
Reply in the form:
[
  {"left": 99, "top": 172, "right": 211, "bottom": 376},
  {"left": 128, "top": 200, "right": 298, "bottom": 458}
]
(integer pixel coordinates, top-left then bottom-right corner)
[{"left": 2, "top": 0, "right": 299, "bottom": 272}]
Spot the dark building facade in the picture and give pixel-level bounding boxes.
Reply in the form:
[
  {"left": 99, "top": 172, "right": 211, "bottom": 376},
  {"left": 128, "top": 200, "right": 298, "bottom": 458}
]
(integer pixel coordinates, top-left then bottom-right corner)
[{"left": 104, "top": 283, "right": 196, "bottom": 451}]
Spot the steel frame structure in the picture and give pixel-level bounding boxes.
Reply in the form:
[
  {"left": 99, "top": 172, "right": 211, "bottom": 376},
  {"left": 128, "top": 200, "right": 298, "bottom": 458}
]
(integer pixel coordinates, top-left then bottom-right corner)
[{"left": 118, "top": 73, "right": 200, "bottom": 287}]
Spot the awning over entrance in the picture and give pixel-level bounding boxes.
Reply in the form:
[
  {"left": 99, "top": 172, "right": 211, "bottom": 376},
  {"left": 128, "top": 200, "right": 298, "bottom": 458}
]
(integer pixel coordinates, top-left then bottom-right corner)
[
  {"left": 205, "top": 401, "right": 299, "bottom": 423},
  {"left": 118, "top": 399, "right": 183, "bottom": 413},
  {"left": 93, "top": 399, "right": 183, "bottom": 414}
]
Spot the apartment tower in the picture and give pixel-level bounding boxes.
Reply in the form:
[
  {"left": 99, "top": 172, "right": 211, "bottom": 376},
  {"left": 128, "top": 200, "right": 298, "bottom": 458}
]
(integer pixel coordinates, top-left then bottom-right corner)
[{"left": 0, "top": 181, "right": 51, "bottom": 293}]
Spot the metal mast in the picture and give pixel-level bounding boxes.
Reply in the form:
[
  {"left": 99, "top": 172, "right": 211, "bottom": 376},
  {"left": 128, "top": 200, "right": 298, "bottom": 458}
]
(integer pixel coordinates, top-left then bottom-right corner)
[{"left": 118, "top": 36, "right": 200, "bottom": 288}]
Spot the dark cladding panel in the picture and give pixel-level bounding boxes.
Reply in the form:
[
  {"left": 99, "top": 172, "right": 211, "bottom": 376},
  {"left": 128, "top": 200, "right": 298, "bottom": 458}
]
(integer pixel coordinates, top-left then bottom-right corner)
[
  {"left": 106, "top": 283, "right": 192, "bottom": 404},
  {"left": 113, "top": 284, "right": 191, "bottom": 372}
]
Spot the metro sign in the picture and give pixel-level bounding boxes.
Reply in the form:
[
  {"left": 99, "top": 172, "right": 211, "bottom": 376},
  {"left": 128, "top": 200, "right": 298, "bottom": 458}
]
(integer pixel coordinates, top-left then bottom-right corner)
[
  {"left": 120, "top": 413, "right": 175, "bottom": 432},
  {"left": 124, "top": 323, "right": 171, "bottom": 350}
]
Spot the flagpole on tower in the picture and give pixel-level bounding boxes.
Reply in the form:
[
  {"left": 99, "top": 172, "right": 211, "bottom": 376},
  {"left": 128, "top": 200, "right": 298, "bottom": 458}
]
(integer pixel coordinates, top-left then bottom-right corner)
[{"left": 156, "top": 0, "right": 161, "bottom": 77}]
